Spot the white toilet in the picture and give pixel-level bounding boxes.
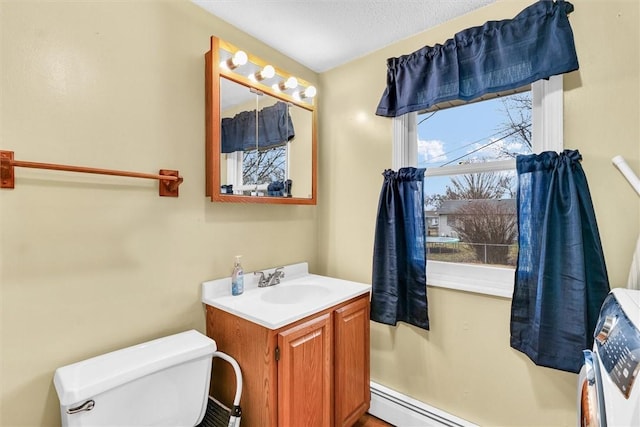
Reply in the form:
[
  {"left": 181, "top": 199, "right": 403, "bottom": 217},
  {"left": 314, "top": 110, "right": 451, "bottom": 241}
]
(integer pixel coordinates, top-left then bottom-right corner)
[{"left": 53, "top": 329, "right": 216, "bottom": 427}]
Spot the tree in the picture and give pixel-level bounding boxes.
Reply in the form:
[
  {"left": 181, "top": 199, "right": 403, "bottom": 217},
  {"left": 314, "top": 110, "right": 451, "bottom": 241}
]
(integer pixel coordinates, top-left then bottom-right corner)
[
  {"left": 448, "top": 199, "right": 517, "bottom": 265},
  {"left": 439, "top": 171, "right": 517, "bottom": 265},
  {"left": 494, "top": 93, "right": 532, "bottom": 158},
  {"left": 243, "top": 146, "right": 286, "bottom": 185},
  {"left": 425, "top": 194, "right": 444, "bottom": 210},
  {"left": 444, "top": 171, "right": 514, "bottom": 200}
]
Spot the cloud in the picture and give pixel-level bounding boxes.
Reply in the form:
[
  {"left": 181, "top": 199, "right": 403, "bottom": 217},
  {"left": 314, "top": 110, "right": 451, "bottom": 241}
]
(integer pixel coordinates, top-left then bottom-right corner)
[
  {"left": 418, "top": 139, "right": 447, "bottom": 163},
  {"left": 486, "top": 137, "right": 525, "bottom": 155},
  {"left": 465, "top": 137, "right": 529, "bottom": 162}
]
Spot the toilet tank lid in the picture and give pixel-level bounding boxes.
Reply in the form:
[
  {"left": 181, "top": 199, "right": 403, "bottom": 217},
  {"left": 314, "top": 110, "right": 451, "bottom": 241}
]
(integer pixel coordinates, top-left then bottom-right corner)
[{"left": 53, "top": 330, "right": 216, "bottom": 406}]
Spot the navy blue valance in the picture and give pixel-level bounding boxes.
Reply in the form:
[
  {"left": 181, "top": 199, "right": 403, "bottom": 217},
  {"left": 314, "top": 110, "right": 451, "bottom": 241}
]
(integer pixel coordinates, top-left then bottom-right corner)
[
  {"left": 376, "top": 0, "right": 579, "bottom": 117},
  {"left": 221, "top": 101, "right": 295, "bottom": 153}
]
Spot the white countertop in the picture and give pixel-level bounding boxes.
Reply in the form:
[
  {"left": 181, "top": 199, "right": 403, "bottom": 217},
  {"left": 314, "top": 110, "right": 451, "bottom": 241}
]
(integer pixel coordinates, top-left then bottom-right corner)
[{"left": 201, "top": 262, "right": 371, "bottom": 330}]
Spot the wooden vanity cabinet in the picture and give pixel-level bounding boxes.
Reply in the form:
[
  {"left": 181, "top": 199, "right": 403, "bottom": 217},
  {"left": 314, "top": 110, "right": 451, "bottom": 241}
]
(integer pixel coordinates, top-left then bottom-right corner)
[
  {"left": 333, "top": 296, "right": 371, "bottom": 427},
  {"left": 205, "top": 294, "right": 370, "bottom": 427},
  {"left": 278, "top": 312, "right": 333, "bottom": 426}
]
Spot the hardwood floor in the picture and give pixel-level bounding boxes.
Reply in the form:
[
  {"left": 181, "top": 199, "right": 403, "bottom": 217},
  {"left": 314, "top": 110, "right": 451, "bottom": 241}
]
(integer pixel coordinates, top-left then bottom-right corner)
[{"left": 354, "top": 413, "right": 394, "bottom": 427}]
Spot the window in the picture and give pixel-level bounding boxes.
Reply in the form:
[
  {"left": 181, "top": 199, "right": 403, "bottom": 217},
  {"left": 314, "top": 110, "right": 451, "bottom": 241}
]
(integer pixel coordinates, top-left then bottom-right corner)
[
  {"left": 393, "top": 76, "right": 564, "bottom": 297},
  {"left": 226, "top": 146, "right": 288, "bottom": 195}
]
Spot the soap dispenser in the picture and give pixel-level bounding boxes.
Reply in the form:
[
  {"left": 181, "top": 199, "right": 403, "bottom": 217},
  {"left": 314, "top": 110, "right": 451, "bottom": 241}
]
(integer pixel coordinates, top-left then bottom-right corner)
[{"left": 231, "top": 256, "right": 244, "bottom": 296}]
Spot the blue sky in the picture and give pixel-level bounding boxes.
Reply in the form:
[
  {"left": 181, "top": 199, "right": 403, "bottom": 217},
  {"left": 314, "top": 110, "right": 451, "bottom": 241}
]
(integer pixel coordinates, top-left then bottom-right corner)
[{"left": 416, "top": 93, "right": 532, "bottom": 203}]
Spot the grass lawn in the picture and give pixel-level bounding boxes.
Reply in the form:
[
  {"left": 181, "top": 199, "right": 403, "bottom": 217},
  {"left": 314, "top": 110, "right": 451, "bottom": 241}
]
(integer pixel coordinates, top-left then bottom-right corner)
[{"left": 427, "top": 242, "right": 518, "bottom": 267}]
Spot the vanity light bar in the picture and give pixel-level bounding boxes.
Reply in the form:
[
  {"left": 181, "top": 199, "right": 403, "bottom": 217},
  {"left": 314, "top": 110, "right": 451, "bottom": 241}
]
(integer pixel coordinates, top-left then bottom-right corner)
[{"left": 217, "top": 39, "right": 317, "bottom": 107}]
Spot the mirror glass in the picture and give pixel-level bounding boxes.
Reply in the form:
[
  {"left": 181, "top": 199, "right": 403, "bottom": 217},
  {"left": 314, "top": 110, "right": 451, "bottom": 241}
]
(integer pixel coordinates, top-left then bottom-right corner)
[
  {"left": 205, "top": 36, "right": 317, "bottom": 204},
  {"left": 219, "top": 78, "right": 313, "bottom": 199}
]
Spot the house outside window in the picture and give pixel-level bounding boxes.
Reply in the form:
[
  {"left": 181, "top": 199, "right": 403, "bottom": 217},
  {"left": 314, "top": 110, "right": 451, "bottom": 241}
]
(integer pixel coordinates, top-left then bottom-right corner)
[{"left": 393, "top": 76, "right": 564, "bottom": 297}]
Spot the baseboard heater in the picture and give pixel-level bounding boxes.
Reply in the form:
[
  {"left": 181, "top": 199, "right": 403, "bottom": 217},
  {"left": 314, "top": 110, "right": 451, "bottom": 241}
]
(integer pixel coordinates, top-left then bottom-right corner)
[{"left": 368, "top": 382, "right": 479, "bottom": 427}]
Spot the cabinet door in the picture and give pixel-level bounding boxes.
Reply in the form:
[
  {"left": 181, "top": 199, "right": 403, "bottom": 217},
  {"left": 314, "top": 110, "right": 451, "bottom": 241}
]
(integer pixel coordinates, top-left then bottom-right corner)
[
  {"left": 278, "top": 312, "right": 332, "bottom": 427},
  {"left": 334, "top": 297, "right": 370, "bottom": 427}
]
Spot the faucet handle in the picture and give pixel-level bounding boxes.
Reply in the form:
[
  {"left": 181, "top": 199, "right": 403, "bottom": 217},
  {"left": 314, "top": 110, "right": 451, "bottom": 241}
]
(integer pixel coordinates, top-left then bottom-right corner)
[
  {"left": 254, "top": 271, "right": 267, "bottom": 286},
  {"left": 274, "top": 267, "right": 285, "bottom": 277}
]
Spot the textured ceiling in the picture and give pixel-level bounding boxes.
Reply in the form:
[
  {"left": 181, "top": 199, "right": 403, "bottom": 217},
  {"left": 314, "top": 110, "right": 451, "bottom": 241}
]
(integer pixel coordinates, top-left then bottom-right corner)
[{"left": 192, "top": 0, "right": 496, "bottom": 73}]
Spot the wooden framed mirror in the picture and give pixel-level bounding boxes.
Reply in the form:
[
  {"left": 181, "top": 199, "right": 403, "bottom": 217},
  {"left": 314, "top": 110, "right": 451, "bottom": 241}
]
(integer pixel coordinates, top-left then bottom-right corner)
[{"left": 205, "top": 36, "right": 317, "bottom": 204}]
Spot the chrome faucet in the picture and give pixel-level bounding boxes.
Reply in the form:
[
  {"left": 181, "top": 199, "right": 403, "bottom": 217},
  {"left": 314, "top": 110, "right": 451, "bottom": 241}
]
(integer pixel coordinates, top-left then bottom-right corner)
[{"left": 255, "top": 267, "right": 285, "bottom": 287}]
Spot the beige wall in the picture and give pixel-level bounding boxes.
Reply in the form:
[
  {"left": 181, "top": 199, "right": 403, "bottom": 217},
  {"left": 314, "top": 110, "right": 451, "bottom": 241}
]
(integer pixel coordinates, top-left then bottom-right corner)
[
  {"left": 0, "top": 1, "right": 318, "bottom": 425},
  {"left": 319, "top": 0, "right": 639, "bottom": 426},
  {"left": 2, "top": 0, "right": 639, "bottom": 426}
]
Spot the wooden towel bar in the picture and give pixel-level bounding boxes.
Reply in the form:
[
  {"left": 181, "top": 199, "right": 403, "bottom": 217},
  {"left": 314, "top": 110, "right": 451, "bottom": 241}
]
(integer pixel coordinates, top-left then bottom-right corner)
[{"left": 0, "top": 150, "right": 183, "bottom": 197}]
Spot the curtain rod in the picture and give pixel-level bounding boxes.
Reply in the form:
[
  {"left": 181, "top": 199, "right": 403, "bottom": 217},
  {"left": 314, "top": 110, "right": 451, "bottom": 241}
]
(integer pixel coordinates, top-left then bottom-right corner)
[{"left": 0, "top": 150, "right": 183, "bottom": 197}]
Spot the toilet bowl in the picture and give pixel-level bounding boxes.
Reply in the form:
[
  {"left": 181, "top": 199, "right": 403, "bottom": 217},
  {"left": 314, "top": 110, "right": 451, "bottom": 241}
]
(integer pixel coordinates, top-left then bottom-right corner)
[{"left": 53, "top": 329, "right": 216, "bottom": 427}]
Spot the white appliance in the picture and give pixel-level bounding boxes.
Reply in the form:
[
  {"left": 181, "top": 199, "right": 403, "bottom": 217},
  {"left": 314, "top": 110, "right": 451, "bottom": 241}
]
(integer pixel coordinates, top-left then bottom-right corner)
[{"left": 578, "top": 288, "right": 640, "bottom": 426}]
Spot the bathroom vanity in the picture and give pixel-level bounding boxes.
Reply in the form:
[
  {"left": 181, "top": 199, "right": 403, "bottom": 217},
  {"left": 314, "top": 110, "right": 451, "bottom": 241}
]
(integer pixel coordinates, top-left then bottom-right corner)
[{"left": 202, "top": 263, "right": 371, "bottom": 427}]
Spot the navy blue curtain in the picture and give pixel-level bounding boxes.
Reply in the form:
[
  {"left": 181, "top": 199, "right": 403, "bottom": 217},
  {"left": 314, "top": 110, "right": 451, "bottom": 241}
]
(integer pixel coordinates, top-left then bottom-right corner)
[
  {"left": 221, "top": 101, "right": 295, "bottom": 153},
  {"left": 371, "top": 168, "right": 429, "bottom": 330},
  {"left": 510, "top": 150, "right": 610, "bottom": 373},
  {"left": 376, "top": 0, "right": 578, "bottom": 117}
]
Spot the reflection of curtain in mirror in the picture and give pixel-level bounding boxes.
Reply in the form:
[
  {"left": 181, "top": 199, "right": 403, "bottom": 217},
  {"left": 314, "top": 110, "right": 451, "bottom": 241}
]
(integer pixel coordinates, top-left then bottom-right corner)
[{"left": 221, "top": 101, "right": 295, "bottom": 153}]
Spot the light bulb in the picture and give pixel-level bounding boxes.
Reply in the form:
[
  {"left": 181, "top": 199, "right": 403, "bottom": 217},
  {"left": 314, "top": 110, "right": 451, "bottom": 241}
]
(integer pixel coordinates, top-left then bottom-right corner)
[
  {"left": 231, "top": 50, "right": 248, "bottom": 67},
  {"left": 277, "top": 76, "right": 298, "bottom": 91},
  {"left": 285, "top": 76, "right": 298, "bottom": 89},
  {"left": 261, "top": 65, "right": 275, "bottom": 80},
  {"left": 300, "top": 85, "right": 317, "bottom": 99},
  {"left": 223, "top": 50, "right": 248, "bottom": 70},
  {"left": 252, "top": 65, "right": 275, "bottom": 81}
]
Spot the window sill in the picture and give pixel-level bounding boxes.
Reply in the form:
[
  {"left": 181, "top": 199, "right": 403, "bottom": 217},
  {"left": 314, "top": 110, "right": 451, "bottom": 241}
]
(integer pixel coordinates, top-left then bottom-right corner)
[{"left": 426, "top": 260, "right": 514, "bottom": 298}]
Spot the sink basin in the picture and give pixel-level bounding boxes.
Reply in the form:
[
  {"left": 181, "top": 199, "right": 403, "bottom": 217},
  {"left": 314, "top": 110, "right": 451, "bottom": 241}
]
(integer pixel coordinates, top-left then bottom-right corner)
[
  {"left": 260, "top": 284, "right": 331, "bottom": 304},
  {"left": 202, "top": 263, "right": 371, "bottom": 329}
]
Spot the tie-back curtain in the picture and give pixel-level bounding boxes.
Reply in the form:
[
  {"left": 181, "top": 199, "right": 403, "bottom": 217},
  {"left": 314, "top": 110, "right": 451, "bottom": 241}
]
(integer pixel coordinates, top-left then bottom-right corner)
[
  {"left": 221, "top": 101, "right": 295, "bottom": 153},
  {"left": 371, "top": 168, "right": 429, "bottom": 331},
  {"left": 510, "top": 150, "right": 610, "bottom": 373},
  {"left": 376, "top": 0, "right": 579, "bottom": 118}
]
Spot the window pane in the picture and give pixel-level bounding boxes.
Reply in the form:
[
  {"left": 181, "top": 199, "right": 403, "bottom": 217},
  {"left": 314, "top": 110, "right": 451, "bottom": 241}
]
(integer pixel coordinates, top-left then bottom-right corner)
[
  {"left": 418, "top": 93, "right": 531, "bottom": 268},
  {"left": 418, "top": 92, "right": 532, "bottom": 168},
  {"left": 425, "top": 172, "right": 518, "bottom": 267},
  {"left": 243, "top": 146, "right": 286, "bottom": 185}
]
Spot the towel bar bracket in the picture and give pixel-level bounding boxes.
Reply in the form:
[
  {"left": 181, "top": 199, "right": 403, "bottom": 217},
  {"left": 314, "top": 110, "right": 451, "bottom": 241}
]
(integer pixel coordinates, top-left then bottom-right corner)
[
  {"left": 158, "top": 169, "right": 183, "bottom": 197},
  {"left": 0, "top": 150, "right": 14, "bottom": 189},
  {"left": 0, "top": 150, "right": 183, "bottom": 197}
]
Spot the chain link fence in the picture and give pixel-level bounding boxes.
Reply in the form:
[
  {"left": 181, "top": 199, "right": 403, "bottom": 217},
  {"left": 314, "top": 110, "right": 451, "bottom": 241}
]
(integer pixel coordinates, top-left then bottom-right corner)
[{"left": 427, "top": 241, "right": 518, "bottom": 266}]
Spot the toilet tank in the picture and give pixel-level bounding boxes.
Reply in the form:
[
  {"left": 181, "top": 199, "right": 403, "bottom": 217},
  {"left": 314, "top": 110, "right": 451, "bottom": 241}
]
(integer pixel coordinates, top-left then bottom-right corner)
[{"left": 53, "top": 330, "right": 216, "bottom": 427}]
